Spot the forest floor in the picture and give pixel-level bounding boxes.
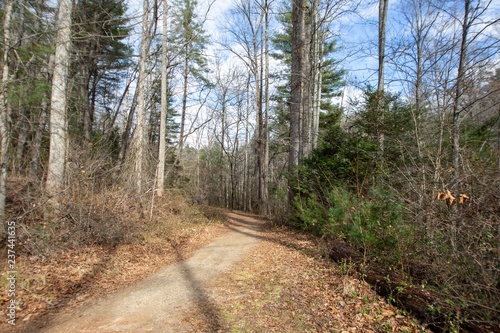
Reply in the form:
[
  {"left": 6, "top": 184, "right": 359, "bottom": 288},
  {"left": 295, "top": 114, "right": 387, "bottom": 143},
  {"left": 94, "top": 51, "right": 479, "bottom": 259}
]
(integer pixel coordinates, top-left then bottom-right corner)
[{"left": 2, "top": 210, "right": 430, "bottom": 333}]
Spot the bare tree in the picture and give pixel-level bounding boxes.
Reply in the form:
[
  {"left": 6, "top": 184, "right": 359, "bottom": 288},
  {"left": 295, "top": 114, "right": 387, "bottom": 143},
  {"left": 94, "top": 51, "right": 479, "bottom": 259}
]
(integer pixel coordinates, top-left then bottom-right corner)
[
  {"left": 0, "top": 0, "right": 14, "bottom": 236},
  {"left": 132, "top": 0, "right": 154, "bottom": 194},
  {"left": 451, "top": 0, "right": 471, "bottom": 190},
  {"left": 243, "top": 74, "right": 252, "bottom": 211},
  {"left": 377, "top": 0, "right": 389, "bottom": 153},
  {"left": 448, "top": 0, "right": 499, "bottom": 190},
  {"left": 389, "top": 0, "right": 444, "bottom": 204},
  {"left": 309, "top": 0, "right": 358, "bottom": 153},
  {"left": 289, "top": 0, "right": 306, "bottom": 204},
  {"left": 310, "top": 0, "right": 321, "bottom": 151},
  {"left": 378, "top": 0, "right": 389, "bottom": 92},
  {"left": 222, "top": 0, "right": 270, "bottom": 214},
  {"left": 46, "top": 0, "right": 73, "bottom": 209},
  {"left": 156, "top": 0, "right": 169, "bottom": 197},
  {"left": 262, "top": 0, "right": 270, "bottom": 215}
]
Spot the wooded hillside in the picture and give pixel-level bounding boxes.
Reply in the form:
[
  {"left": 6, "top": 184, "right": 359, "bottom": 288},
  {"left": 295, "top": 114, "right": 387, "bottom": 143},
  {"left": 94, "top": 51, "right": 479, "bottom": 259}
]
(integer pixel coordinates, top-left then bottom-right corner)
[{"left": 1, "top": 0, "right": 499, "bottom": 331}]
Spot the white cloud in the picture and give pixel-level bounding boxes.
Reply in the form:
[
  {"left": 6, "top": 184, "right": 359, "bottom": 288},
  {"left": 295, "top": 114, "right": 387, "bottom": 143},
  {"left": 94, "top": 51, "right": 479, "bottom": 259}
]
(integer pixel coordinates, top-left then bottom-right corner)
[{"left": 201, "top": 0, "right": 235, "bottom": 40}]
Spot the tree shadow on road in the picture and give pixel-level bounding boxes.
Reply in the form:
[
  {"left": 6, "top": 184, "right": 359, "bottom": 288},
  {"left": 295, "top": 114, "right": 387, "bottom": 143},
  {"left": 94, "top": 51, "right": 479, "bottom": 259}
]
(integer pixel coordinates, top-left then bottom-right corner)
[
  {"left": 222, "top": 211, "right": 318, "bottom": 257},
  {"left": 171, "top": 245, "right": 227, "bottom": 332}
]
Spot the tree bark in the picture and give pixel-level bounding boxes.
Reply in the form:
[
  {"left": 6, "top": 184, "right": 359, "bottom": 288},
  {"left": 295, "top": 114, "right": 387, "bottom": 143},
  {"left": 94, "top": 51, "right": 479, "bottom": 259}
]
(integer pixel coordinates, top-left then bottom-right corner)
[
  {"left": 289, "top": 0, "right": 306, "bottom": 206},
  {"left": 0, "top": 0, "right": 14, "bottom": 235},
  {"left": 30, "top": 103, "right": 47, "bottom": 181},
  {"left": 452, "top": 0, "right": 471, "bottom": 191},
  {"left": 377, "top": 0, "right": 389, "bottom": 153},
  {"left": 157, "top": 0, "right": 169, "bottom": 197},
  {"left": 378, "top": 0, "right": 389, "bottom": 93},
  {"left": 15, "top": 107, "right": 29, "bottom": 174},
  {"left": 311, "top": 0, "right": 322, "bottom": 151},
  {"left": 132, "top": 0, "right": 152, "bottom": 194},
  {"left": 177, "top": 44, "right": 190, "bottom": 170},
  {"left": 81, "top": 63, "right": 92, "bottom": 141},
  {"left": 301, "top": 3, "right": 311, "bottom": 159},
  {"left": 253, "top": 7, "right": 264, "bottom": 214},
  {"left": 259, "top": 0, "right": 270, "bottom": 215},
  {"left": 46, "top": 0, "right": 73, "bottom": 209},
  {"left": 119, "top": 71, "right": 137, "bottom": 161},
  {"left": 244, "top": 74, "right": 251, "bottom": 211}
]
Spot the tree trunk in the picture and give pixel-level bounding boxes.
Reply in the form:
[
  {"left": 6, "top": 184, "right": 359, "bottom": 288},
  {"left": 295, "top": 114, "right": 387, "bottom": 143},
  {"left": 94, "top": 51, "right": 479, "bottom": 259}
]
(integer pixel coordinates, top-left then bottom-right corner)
[
  {"left": 377, "top": 0, "right": 389, "bottom": 153},
  {"left": 452, "top": 0, "right": 471, "bottom": 191},
  {"left": 157, "top": 0, "right": 169, "bottom": 197},
  {"left": 253, "top": 13, "right": 264, "bottom": 214},
  {"left": 132, "top": 0, "right": 152, "bottom": 194},
  {"left": 119, "top": 71, "right": 137, "bottom": 161},
  {"left": 46, "top": 0, "right": 73, "bottom": 210},
  {"left": 244, "top": 75, "right": 251, "bottom": 211},
  {"left": 178, "top": 44, "right": 190, "bottom": 167},
  {"left": 259, "top": 0, "right": 270, "bottom": 215},
  {"left": 311, "top": 0, "right": 322, "bottom": 151},
  {"left": 289, "top": 0, "right": 306, "bottom": 206},
  {"left": 0, "top": 0, "right": 14, "bottom": 234},
  {"left": 412, "top": 0, "right": 425, "bottom": 206},
  {"left": 301, "top": 4, "right": 312, "bottom": 159},
  {"left": 15, "top": 107, "right": 29, "bottom": 174},
  {"left": 82, "top": 64, "right": 92, "bottom": 141},
  {"left": 30, "top": 102, "right": 47, "bottom": 181},
  {"left": 378, "top": 0, "right": 389, "bottom": 92}
]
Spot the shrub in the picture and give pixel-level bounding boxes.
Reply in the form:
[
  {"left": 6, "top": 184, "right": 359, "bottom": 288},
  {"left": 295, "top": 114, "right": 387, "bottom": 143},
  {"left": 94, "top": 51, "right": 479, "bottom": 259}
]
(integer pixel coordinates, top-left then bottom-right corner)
[{"left": 295, "top": 186, "right": 413, "bottom": 262}]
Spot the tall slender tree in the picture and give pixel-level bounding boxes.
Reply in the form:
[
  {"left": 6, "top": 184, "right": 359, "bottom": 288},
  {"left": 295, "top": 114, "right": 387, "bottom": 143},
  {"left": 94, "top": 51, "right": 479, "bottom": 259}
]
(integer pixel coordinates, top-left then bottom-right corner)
[
  {"left": 451, "top": 0, "right": 471, "bottom": 191},
  {"left": 46, "top": 0, "right": 73, "bottom": 209},
  {"left": 156, "top": 0, "right": 169, "bottom": 196},
  {"left": 378, "top": 0, "right": 389, "bottom": 93},
  {"left": 377, "top": 0, "right": 389, "bottom": 153},
  {"left": 261, "top": 0, "right": 270, "bottom": 215},
  {"left": 285, "top": 0, "right": 345, "bottom": 205},
  {"left": 289, "top": 0, "right": 306, "bottom": 205},
  {"left": 0, "top": 0, "right": 14, "bottom": 236},
  {"left": 171, "top": 0, "right": 209, "bottom": 167},
  {"left": 449, "top": 0, "right": 499, "bottom": 190},
  {"left": 132, "top": 0, "right": 154, "bottom": 194}
]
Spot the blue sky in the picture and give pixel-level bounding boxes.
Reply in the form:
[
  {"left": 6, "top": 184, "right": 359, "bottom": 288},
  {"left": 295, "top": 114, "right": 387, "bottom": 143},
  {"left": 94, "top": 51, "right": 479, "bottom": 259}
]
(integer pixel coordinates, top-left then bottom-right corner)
[{"left": 125, "top": 0, "right": 500, "bottom": 142}]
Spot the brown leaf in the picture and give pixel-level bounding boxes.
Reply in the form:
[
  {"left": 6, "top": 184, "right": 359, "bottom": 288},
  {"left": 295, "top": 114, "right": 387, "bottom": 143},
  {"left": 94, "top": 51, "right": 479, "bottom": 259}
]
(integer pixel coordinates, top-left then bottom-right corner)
[
  {"left": 381, "top": 309, "right": 395, "bottom": 317},
  {"left": 458, "top": 193, "right": 469, "bottom": 205}
]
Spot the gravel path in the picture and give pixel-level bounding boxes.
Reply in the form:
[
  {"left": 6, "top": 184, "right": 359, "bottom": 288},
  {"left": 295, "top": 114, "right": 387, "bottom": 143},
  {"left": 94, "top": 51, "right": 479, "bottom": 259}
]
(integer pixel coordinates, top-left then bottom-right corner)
[{"left": 37, "top": 212, "right": 264, "bottom": 333}]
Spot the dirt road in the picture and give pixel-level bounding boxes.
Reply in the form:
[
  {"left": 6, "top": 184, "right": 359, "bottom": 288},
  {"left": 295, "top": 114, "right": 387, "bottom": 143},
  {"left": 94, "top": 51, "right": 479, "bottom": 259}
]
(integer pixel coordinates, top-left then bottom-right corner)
[{"left": 35, "top": 211, "right": 263, "bottom": 333}]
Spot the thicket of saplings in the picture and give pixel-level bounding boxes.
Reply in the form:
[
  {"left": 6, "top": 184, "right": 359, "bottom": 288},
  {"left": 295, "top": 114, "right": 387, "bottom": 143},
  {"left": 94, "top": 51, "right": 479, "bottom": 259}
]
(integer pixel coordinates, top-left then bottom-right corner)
[{"left": 292, "top": 91, "right": 499, "bottom": 332}]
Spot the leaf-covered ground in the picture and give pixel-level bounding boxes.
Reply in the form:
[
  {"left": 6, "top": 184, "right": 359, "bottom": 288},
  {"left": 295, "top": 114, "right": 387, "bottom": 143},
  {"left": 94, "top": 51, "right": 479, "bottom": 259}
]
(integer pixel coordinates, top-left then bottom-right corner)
[
  {"left": 2, "top": 209, "right": 431, "bottom": 332},
  {"left": 182, "top": 223, "right": 431, "bottom": 333}
]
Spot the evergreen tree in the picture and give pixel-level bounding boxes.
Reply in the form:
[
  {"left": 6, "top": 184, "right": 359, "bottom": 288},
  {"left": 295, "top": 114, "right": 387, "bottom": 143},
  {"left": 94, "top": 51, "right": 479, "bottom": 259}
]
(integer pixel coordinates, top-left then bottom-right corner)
[
  {"left": 72, "top": 0, "right": 132, "bottom": 140},
  {"left": 271, "top": 1, "right": 344, "bottom": 151},
  {"left": 170, "top": 0, "right": 210, "bottom": 164}
]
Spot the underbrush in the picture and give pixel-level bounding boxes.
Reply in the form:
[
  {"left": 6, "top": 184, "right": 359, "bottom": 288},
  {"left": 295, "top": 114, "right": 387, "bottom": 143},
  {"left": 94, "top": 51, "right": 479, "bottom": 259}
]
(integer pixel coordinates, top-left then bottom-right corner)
[
  {"left": 295, "top": 186, "right": 413, "bottom": 262},
  {"left": 27, "top": 135, "right": 228, "bottom": 248},
  {"left": 293, "top": 185, "right": 499, "bottom": 333},
  {"left": 2, "top": 173, "right": 226, "bottom": 258}
]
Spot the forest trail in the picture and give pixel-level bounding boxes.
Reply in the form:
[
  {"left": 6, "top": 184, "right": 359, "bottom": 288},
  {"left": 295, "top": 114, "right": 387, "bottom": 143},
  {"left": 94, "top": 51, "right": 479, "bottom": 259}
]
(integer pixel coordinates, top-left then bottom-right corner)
[
  {"left": 20, "top": 211, "right": 427, "bottom": 333},
  {"left": 34, "top": 211, "right": 264, "bottom": 333}
]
